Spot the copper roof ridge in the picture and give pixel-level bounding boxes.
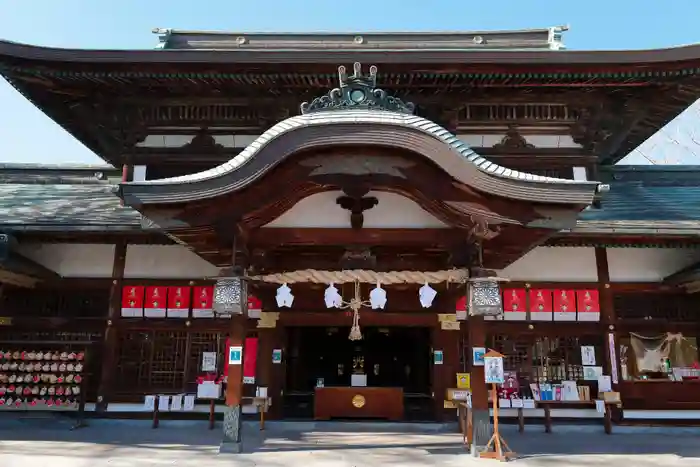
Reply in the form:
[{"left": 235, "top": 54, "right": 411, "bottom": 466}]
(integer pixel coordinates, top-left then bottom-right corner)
[
  {"left": 152, "top": 26, "right": 568, "bottom": 36},
  {"left": 3, "top": 36, "right": 700, "bottom": 64}
]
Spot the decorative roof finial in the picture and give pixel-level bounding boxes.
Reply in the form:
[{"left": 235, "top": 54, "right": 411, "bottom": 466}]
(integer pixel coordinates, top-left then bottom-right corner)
[{"left": 300, "top": 63, "right": 415, "bottom": 115}]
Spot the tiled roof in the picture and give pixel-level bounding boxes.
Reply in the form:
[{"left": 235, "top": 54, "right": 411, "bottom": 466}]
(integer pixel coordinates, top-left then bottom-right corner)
[
  {"left": 0, "top": 165, "right": 698, "bottom": 234},
  {"left": 0, "top": 180, "right": 140, "bottom": 231},
  {"left": 577, "top": 166, "right": 700, "bottom": 232}
]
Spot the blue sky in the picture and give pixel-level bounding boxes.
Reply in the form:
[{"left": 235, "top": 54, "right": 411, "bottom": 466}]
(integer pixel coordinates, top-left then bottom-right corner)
[{"left": 2, "top": 0, "right": 700, "bottom": 165}]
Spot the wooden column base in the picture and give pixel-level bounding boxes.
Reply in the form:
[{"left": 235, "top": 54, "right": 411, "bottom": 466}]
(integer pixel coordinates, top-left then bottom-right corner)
[
  {"left": 470, "top": 409, "right": 492, "bottom": 455},
  {"left": 219, "top": 404, "right": 243, "bottom": 454}
]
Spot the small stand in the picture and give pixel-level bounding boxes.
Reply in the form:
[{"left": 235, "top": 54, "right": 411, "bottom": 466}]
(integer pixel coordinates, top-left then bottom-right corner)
[
  {"left": 479, "top": 384, "right": 515, "bottom": 461},
  {"left": 70, "top": 366, "right": 88, "bottom": 430},
  {"left": 71, "top": 349, "right": 88, "bottom": 431},
  {"left": 209, "top": 399, "right": 216, "bottom": 430},
  {"left": 480, "top": 349, "right": 515, "bottom": 462}
]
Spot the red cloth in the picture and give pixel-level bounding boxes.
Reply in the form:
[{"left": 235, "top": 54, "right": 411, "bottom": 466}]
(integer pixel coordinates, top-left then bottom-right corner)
[{"left": 243, "top": 337, "right": 258, "bottom": 384}]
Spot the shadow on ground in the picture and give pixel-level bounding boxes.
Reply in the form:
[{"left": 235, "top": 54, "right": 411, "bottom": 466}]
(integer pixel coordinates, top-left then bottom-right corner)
[{"left": 0, "top": 414, "right": 699, "bottom": 465}]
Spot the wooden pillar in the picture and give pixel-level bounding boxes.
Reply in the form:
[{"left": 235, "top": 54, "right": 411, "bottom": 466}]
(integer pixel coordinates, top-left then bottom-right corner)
[
  {"left": 432, "top": 321, "right": 460, "bottom": 421},
  {"left": 268, "top": 326, "right": 286, "bottom": 419},
  {"left": 257, "top": 328, "right": 274, "bottom": 390},
  {"left": 256, "top": 289, "right": 286, "bottom": 419},
  {"left": 468, "top": 315, "right": 491, "bottom": 454},
  {"left": 221, "top": 315, "right": 247, "bottom": 453},
  {"left": 96, "top": 240, "right": 127, "bottom": 413},
  {"left": 596, "top": 247, "right": 621, "bottom": 391},
  {"left": 257, "top": 325, "right": 286, "bottom": 419}
]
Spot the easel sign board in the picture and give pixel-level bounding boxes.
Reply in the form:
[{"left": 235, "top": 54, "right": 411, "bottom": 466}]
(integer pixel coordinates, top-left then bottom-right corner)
[{"left": 480, "top": 349, "right": 516, "bottom": 461}]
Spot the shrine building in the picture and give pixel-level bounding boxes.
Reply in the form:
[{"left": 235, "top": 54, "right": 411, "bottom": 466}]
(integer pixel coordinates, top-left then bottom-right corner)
[{"left": 1, "top": 26, "right": 700, "bottom": 449}]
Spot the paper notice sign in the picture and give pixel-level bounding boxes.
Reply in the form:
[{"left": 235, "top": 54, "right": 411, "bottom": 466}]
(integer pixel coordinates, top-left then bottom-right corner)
[
  {"left": 201, "top": 352, "right": 217, "bottom": 372},
  {"left": 171, "top": 394, "right": 183, "bottom": 411},
  {"left": 197, "top": 382, "right": 222, "bottom": 399},
  {"left": 158, "top": 395, "right": 170, "bottom": 411},
  {"left": 184, "top": 394, "right": 196, "bottom": 411},
  {"left": 598, "top": 375, "right": 612, "bottom": 393},
  {"left": 581, "top": 346, "right": 596, "bottom": 366},
  {"left": 583, "top": 366, "right": 603, "bottom": 381},
  {"left": 595, "top": 399, "right": 606, "bottom": 413},
  {"left": 144, "top": 395, "right": 156, "bottom": 411},
  {"left": 440, "top": 320, "right": 461, "bottom": 331}
]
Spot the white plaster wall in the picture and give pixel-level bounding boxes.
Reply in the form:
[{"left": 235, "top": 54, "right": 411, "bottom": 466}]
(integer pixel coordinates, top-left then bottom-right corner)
[
  {"left": 264, "top": 191, "right": 449, "bottom": 229},
  {"left": 499, "top": 247, "right": 598, "bottom": 282},
  {"left": 607, "top": 248, "right": 700, "bottom": 282},
  {"left": 124, "top": 245, "right": 219, "bottom": 279},
  {"left": 138, "top": 133, "right": 579, "bottom": 150},
  {"left": 16, "top": 243, "right": 115, "bottom": 277},
  {"left": 137, "top": 134, "right": 259, "bottom": 148},
  {"left": 456, "top": 133, "right": 580, "bottom": 149}
]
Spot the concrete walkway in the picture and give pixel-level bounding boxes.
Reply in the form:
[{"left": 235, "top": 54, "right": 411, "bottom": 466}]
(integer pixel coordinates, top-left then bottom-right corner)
[{"left": 0, "top": 416, "right": 699, "bottom": 466}]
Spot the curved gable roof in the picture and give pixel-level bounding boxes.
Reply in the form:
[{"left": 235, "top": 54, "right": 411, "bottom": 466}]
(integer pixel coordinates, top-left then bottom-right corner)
[{"left": 119, "top": 109, "right": 603, "bottom": 206}]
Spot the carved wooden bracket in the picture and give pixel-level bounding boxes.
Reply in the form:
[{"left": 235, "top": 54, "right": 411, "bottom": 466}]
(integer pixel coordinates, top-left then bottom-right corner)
[
  {"left": 336, "top": 187, "right": 379, "bottom": 229},
  {"left": 493, "top": 126, "right": 534, "bottom": 150},
  {"left": 183, "top": 128, "right": 225, "bottom": 151},
  {"left": 340, "top": 247, "right": 377, "bottom": 269}
]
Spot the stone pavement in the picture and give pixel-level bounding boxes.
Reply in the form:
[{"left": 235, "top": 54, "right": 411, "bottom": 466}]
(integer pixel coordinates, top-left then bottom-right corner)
[{"left": 0, "top": 416, "right": 699, "bottom": 466}]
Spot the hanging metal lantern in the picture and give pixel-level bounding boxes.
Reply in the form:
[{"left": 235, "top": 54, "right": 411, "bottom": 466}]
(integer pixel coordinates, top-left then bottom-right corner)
[
  {"left": 467, "top": 277, "right": 504, "bottom": 317},
  {"left": 213, "top": 277, "right": 248, "bottom": 317}
]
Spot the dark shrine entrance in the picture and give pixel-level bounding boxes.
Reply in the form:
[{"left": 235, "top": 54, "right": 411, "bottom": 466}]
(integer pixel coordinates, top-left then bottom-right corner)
[{"left": 283, "top": 326, "right": 434, "bottom": 420}]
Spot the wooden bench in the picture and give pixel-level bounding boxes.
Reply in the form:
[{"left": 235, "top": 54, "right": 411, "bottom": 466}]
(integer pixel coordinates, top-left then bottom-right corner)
[{"left": 536, "top": 400, "right": 620, "bottom": 434}]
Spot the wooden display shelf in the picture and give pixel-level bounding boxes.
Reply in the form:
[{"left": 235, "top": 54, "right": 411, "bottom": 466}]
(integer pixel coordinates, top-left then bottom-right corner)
[
  {"left": 0, "top": 402, "right": 80, "bottom": 411},
  {"left": 314, "top": 387, "right": 404, "bottom": 421}
]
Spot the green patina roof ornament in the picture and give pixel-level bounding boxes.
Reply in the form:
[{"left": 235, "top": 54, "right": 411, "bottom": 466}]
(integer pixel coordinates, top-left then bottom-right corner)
[{"left": 300, "top": 62, "right": 415, "bottom": 115}]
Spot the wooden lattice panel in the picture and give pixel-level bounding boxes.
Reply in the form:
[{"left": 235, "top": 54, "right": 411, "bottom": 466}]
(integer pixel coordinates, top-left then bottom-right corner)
[
  {"left": 185, "top": 332, "right": 223, "bottom": 391},
  {"left": 114, "top": 331, "right": 151, "bottom": 394},
  {"left": 149, "top": 332, "right": 187, "bottom": 391},
  {"left": 115, "top": 330, "right": 224, "bottom": 396},
  {"left": 615, "top": 293, "right": 697, "bottom": 322},
  {"left": 530, "top": 336, "right": 604, "bottom": 383},
  {"left": 489, "top": 334, "right": 534, "bottom": 383}
]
